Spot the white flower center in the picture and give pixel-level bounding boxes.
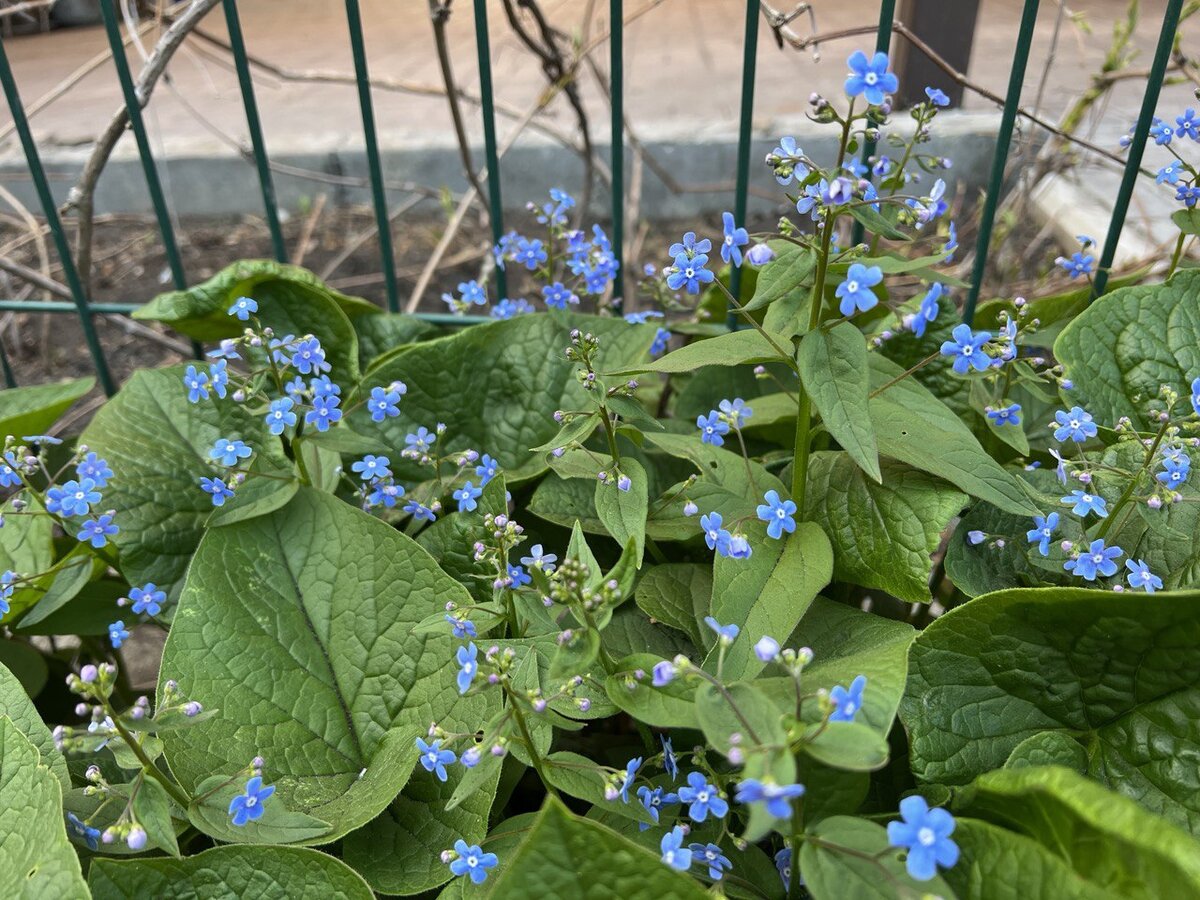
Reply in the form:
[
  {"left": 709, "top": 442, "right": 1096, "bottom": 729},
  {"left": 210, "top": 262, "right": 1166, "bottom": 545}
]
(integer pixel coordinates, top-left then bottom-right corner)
[
  {"left": 246, "top": 796, "right": 257, "bottom": 807},
  {"left": 725, "top": 234, "right": 734, "bottom": 245},
  {"left": 467, "top": 855, "right": 478, "bottom": 867},
  {"left": 777, "top": 509, "right": 787, "bottom": 519},
  {"left": 1092, "top": 553, "right": 1104, "bottom": 564},
  {"left": 846, "top": 280, "right": 859, "bottom": 293},
  {"left": 917, "top": 827, "right": 936, "bottom": 846},
  {"left": 685, "top": 267, "right": 695, "bottom": 278},
  {"left": 697, "top": 790, "right": 709, "bottom": 802},
  {"left": 844, "top": 701, "right": 857, "bottom": 714},
  {"left": 1069, "top": 419, "right": 1080, "bottom": 428},
  {"left": 865, "top": 72, "right": 878, "bottom": 85},
  {"left": 1082, "top": 494, "right": 1093, "bottom": 502}
]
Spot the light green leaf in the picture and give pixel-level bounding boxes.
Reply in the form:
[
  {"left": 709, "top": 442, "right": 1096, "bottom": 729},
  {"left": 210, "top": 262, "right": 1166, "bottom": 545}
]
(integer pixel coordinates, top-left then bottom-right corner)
[
  {"left": 355, "top": 313, "right": 440, "bottom": 369},
  {"left": 802, "top": 452, "right": 966, "bottom": 603},
  {"left": 185, "top": 774, "right": 333, "bottom": 845},
  {"left": 131, "top": 776, "right": 180, "bottom": 857},
  {"left": 0, "top": 377, "right": 93, "bottom": 440},
  {"left": 633, "top": 563, "right": 710, "bottom": 646},
  {"left": 847, "top": 204, "right": 912, "bottom": 241},
  {"left": 0, "top": 662, "right": 69, "bottom": 791},
  {"left": 799, "top": 721, "right": 889, "bottom": 772},
  {"left": 798, "top": 323, "right": 879, "bottom": 482},
  {"left": 602, "top": 606, "right": 696, "bottom": 663},
  {"left": 605, "top": 653, "right": 698, "bottom": 729},
  {"left": 0, "top": 495, "right": 54, "bottom": 621},
  {"left": 901, "top": 587, "right": 1200, "bottom": 835},
  {"left": 88, "top": 845, "right": 373, "bottom": 900},
  {"left": 612, "top": 328, "right": 791, "bottom": 375},
  {"left": 79, "top": 366, "right": 298, "bottom": 593},
  {"left": 542, "top": 751, "right": 656, "bottom": 826},
  {"left": 743, "top": 242, "right": 816, "bottom": 312},
  {"left": 594, "top": 458, "right": 648, "bottom": 565},
  {"left": 158, "top": 488, "right": 495, "bottom": 843},
  {"left": 0, "top": 717, "right": 88, "bottom": 899},
  {"left": 1005, "top": 732, "right": 1088, "bottom": 773}
]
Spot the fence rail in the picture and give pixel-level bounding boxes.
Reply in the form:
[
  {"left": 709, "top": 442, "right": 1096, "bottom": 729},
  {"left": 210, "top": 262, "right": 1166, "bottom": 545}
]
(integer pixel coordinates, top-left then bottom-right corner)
[{"left": 0, "top": 0, "right": 1185, "bottom": 393}]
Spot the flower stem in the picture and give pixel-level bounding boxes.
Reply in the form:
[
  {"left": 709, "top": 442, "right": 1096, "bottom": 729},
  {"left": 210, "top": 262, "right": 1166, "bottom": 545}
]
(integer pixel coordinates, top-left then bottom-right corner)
[
  {"left": 1095, "top": 417, "right": 1169, "bottom": 540},
  {"left": 107, "top": 712, "right": 192, "bottom": 808},
  {"left": 505, "top": 688, "right": 561, "bottom": 802}
]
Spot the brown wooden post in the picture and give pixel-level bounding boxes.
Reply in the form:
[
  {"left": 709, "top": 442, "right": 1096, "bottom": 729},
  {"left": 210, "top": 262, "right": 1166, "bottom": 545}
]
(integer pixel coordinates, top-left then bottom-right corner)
[{"left": 894, "top": 0, "right": 982, "bottom": 107}]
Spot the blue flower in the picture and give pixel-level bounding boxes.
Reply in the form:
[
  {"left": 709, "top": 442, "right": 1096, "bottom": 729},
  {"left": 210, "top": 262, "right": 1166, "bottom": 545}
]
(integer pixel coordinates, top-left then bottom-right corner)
[
  {"left": 829, "top": 674, "right": 866, "bottom": 722},
  {"left": 456, "top": 643, "right": 478, "bottom": 694},
  {"left": 368, "top": 385, "right": 403, "bottom": 422},
  {"left": 660, "top": 735, "right": 678, "bottom": 780},
  {"left": 1025, "top": 513, "right": 1059, "bottom": 557},
  {"left": 1157, "top": 456, "right": 1190, "bottom": 489},
  {"left": 416, "top": 737, "right": 457, "bottom": 782},
  {"left": 625, "top": 310, "right": 665, "bottom": 325},
  {"left": 650, "top": 327, "right": 670, "bottom": 357},
  {"left": 769, "top": 136, "right": 807, "bottom": 185},
  {"left": 405, "top": 426, "right": 436, "bottom": 455},
  {"left": 943, "top": 221, "right": 959, "bottom": 260},
  {"left": 720, "top": 212, "right": 750, "bottom": 266},
  {"left": 666, "top": 252, "right": 715, "bottom": 295},
  {"left": 925, "top": 86, "right": 950, "bottom": 107},
  {"left": 700, "top": 512, "right": 732, "bottom": 555},
  {"left": 453, "top": 481, "right": 483, "bottom": 512},
  {"left": 1177, "top": 184, "right": 1200, "bottom": 207},
  {"left": 209, "top": 359, "right": 229, "bottom": 399},
  {"left": 229, "top": 776, "right": 275, "bottom": 827},
  {"left": 228, "top": 296, "right": 258, "bottom": 320},
  {"left": 660, "top": 826, "right": 692, "bottom": 871},
  {"left": 475, "top": 454, "right": 499, "bottom": 485},
  {"left": 756, "top": 490, "right": 797, "bottom": 540},
  {"left": 449, "top": 839, "right": 498, "bottom": 884},
  {"left": 746, "top": 243, "right": 775, "bottom": 265},
  {"left": 1126, "top": 558, "right": 1163, "bottom": 593},
  {"left": 403, "top": 500, "right": 436, "bottom": 522},
  {"left": 52, "top": 479, "right": 101, "bottom": 517},
  {"left": 542, "top": 281, "right": 578, "bottom": 309},
  {"left": 107, "top": 620, "right": 129, "bottom": 649},
  {"left": 1151, "top": 120, "right": 1174, "bottom": 145},
  {"left": 0, "top": 452, "right": 19, "bottom": 489},
  {"left": 305, "top": 396, "right": 342, "bottom": 432},
  {"left": 689, "top": 843, "right": 733, "bottom": 880},
  {"left": 619, "top": 757, "right": 641, "bottom": 803},
  {"left": 697, "top": 411, "right": 729, "bottom": 446},
  {"left": 513, "top": 238, "right": 548, "bottom": 270},
  {"left": 129, "top": 583, "right": 165, "bottom": 616},
  {"left": 1061, "top": 489, "right": 1107, "bottom": 518},
  {"left": 1157, "top": 160, "right": 1184, "bottom": 184},
  {"left": 887, "top": 795, "right": 959, "bottom": 881},
  {"left": 367, "top": 480, "right": 405, "bottom": 508},
  {"left": 1064, "top": 538, "right": 1122, "bottom": 581},
  {"left": 726, "top": 534, "right": 752, "bottom": 559},
  {"left": 734, "top": 778, "right": 806, "bottom": 818},
  {"left": 1177, "top": 108, "right": 1200, "bottom": 140},
  {"left": 77, "top": 515, "right": 118, "bottom": 548},
  {"left": 652, "top": 660, "right": 675, "bottom": 686},
  {"left": 491, "top": 297, "right": 534, "bottom": 319},
  {"left": 351, "top": 454, "right": 391, "bottom": 481},
  {"left": 845, "top": 50, "right": 898, "bottom": 105},
  {"left": 795, "top": 180, "right": 826, "bottom": 219},
  {"left": 1053, "top": 406, "right": 1097, "bottom": 443},
  {"left": 183, "top": 365, "right": 210, "bottom": 403},
  {"left": 775, "top": 847, "right": 792, "bottom": 889},
  {"left": 912, "top": 284, "right": 942, "bottom": 338},
  {"left": 0, "top": 571, "right": 12, "bottom": 617},
  {"left": 445, "top": 613, "right": 477, "bottom": 639},
  {"left": 66, "top": 813, "right": 101, "bottom": 851},
  {"left": 986, "top": 403, "right": 1021, "bottom": 426},
  {"left": 719, "top": 397, "right": 753, "bottom": 428},
  {"left": 284, "top": 376, "right": 306, "bottom": 401},
  {"left": 261, "top": 398, "right": 295, "bottom": 435},
  {"left": 200, "top": 476, "right": 235, "bottom": 506},
  {"left": 636, "top": 785, "right": 678, "bottom": 831},
  {"left": 520, "top": 544, "right": 557, "bottom": 572},
  {"left": 678, "top": 771, "right": 728, "bottom": 822},
  {"left": 310, "top": 373, "right": 340, "bottom": 398},
  {"left": 669, "top": 232, "right": 711, "bottom": 258},
  {"left": 940, "top": 324, "right": 992, "bottom": 374},
  {"left": 209, "top": 438, "right": 252, "bottom": 467},
  {"left": 507, "top": 563, "right": 531, "bottom": 587},
  {"left": 704, "top": 615, "right": 739, "bottom": 644},
  {"left": 291, "top": 337, "right": 330, "bottom": 375},
  {"left": 1056, "top": 251, "right": 1094, "bottom": 279}
]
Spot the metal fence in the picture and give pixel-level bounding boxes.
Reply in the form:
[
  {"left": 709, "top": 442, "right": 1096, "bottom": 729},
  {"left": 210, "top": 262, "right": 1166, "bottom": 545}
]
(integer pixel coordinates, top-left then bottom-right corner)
[{"left": 0, "top": 0, "right": 1186, "bottom": 396}]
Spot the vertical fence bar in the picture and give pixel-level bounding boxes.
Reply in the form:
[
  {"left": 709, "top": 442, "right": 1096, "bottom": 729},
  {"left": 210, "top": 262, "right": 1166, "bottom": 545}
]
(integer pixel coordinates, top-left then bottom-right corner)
[
  {"left": 609, "top": 0, "right": 624, "bottom": 310},
  {"left": 344, "top": 0, "right": 399, "bottom": 312},
  {"left": 726, "top": 0, "right": 759, "bottom": 329},
  {"left": 0, "top": 338, "right": 15, "bottom": 389},
  {"left": 1092, "top": 0, "right": 1183, "bottom": 298},
  {"left": 961, "top": 0, "right": 1040, "bottom": 326},
  {"left": 473, "top": 0, "right": 507, "bottom": 302},
  {"left": 223, "top": 0, "right": 286, "bottom": 263},
  {"left": 848, "top": 0, "right": 896, "bottom": 249},
  {"left": 0, "top": 36, "right": 115, "bottom": 395}
]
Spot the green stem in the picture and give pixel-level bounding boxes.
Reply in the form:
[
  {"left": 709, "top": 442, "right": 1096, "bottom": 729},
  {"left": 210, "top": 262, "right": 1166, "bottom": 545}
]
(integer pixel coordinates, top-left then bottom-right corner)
[
  {"left": 108, "top": 713, "right": 191, "bottom": 808},
  {"left": 598, "top": 406, "right": 621, "bottom": 463},
  {"left": 713, "top": 278, "right": 797, "bottom": 369},
  {"left": 1168, "top": 231, "right": 1186, "bottom": 278},
  {"left": 506, "top": 689, "right": 561, "bottom": 802},
  {"left": 1095, "top": 418, "right": 1169, "bottom": 540}
]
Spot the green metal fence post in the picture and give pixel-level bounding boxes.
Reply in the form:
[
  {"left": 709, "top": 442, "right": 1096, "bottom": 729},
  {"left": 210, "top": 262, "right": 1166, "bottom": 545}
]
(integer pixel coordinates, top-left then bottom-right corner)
[
  {"left": 961, "top": 0, "right": 1040, "bottom": 326},
  {"left": 473, "top": 0, "right": 507, "bottom": 302},
  {"left": 0, "top": 36, "right": 116, "bottom": 395},
  {"left": 610, "top": 0, "right": 624, "bottom": 310},
  {"left": 223, "top": 0, "right": 287, "bottom": 263},
  {"left": 848, "top": 0, "right": 896, "bottom": 249},
  {"left": 344, "top": 0, "right": 400, "bottom": 312},
  {"left": 726, "top": 0, "right": 759, "bottom": 329},
  {"left": 1092, "top": 0, "right": 1183, "bottom": 298}
]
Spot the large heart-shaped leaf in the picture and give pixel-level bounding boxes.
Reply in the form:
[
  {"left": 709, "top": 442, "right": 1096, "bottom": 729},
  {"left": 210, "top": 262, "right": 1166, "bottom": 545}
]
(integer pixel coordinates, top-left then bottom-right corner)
[{"left": 158, "top": 488, "right": 494, "bottom": 842}]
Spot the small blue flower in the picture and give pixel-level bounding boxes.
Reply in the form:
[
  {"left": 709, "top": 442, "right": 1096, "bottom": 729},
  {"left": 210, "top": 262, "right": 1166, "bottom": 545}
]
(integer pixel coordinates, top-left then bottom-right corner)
[
  {"left": 689, "top": 843, "right": 733, "bottom": 880},
  {"left": 311, "top": 375, "right": 340, "bottom": 398},
  {"left": 718, "top": 397, "right": 753, "bottom": 428},
  {"left": 636, "top": 785, "right": 678, "bottom": 831},
  {"left": 943, "top": 221, "right": 959, "bottom": 260},
  {"left": 746, "top": 243, "right": 775, "bottom": 265},
  {"left": 912, "top": 283, "right": 942, "bottom": 338},
  {"left": 228, "top": 296, "right": 258, "bottom": 320},
  {"left": 513, "top": 238, "right": 548, "bottom": 271},
  {"left": 183, "top": 365, "right": 210, "bottom": 403},
  {"left": 351, "top": 454, "right": 391, "bottom": 481},
  {"left": 305, "top": 396, "right": 342, "bottom": 432},
  {"left": 756, "top": 490, "right": 797, "bottom": 540},
  {"left": 520, "top": 544, "right": 557, "bottom": 572},
  {"left": 491, "top": 297, "right": 534, "bottom": 319},
  {"left": 66, "top": 813, "right": 101, "bottom": 851},
  {"left": 650, "top": 327, "right": 670, "bottom": 357},
  {"left": 416, "top": 737, "right": 457, "bottom": 782},
  {"left": 940, "top": 324, "right": 992, "bottom": 374},
  {"left": 1157, "top": 456, "right": 1190, "bottom": 489},
  {"left": 200, "top": 476, "right": 235, "bottom": 507},
  {"left": 769, "top": 136, "right": 807, "bottom": 185},
  {"left": 700, "top": 512, "right": 731, "bottom": 555},
  {"left": 1177, "top": 108, "right": 1200, "bottom": 140},
  {"left": 284, "top": 376, "right": 306, "bottom": 401},
  {"left": 229, "top": 776, "right": 275, "bottom": 827},
  {"left": 0, "top": 571, "right": 13, "bottom": 617},
  {"left": 541, "top": 281, "right": 577, "bottom": 309},
  {"left": 449, "top": 839, "right": 498, "bottom": 884},
  {"left": 1064, "top": 538, "right": 1122, "bottom": 581},
  {"left": 795, "top": 180, "right": 826, "bottom": 219},
  {"left": 678, "top": 771, "right": 728, "bottom": 822},
  {"left": 726, "top": 534, "right": 752, "bottom": 559},
  {"left": 845, "top": 50, "right": 898, "bottom": 105},
  {"left": 291, "top": 338, "right": 330, "bottom": 375},
  {"left": 666, "top": 252, "right": 715, "bottom": 295},
  {"left": 445, "top": 613, "right": 477, "bottom": 639},
  {"left": 925, "top": 86, "right": 950, "bottom": 107},
  {"left": 720, "top": 212, "right": 750, "bottom": 266},
  {"left": 0, "top": 452, "right": 19, "bottom": 489},
  {"left": 697, "top": 411, "right": 729, "bottom": 446},
  {"left": 829, "top": 675, "right": 866, "bottom": 722},
  {"left": 367, "top": 480, "right": 405, "bottom": 508},
  {"left": 209, "top": 359, "right": 229, "bottom": 400},
  {"left": 1126, "top": 558, "right": 1163, "bottom": 593},
  {"left": 209, "top": 438, "right": 252, "bottom": 467},
  {"left": 456, "top": 643, "right": 478, "bottom": 694},
  {"left": 704, "top": 615, "right": 739, "bottom": 645},
  {"left": 1056, "top": 251, "right": 1094, "bottom": 279},
  {"left": 52, "top": 479, "right": 101, "bottom": 517},
  {"left": 368, "top": 385, "right": 403, "bottom": 422},
  {"left": 734, "top": 778, "right": 806, "bottom": 819},
  {"left": 1061, "top": 489, "right": 1107, "bottom": 518},
  {"left": 129, "top": 583, "right": 165, "bottom": 616},
  {"left": 77, "top": 515, "right": 118, "bottom": 548},
  {"left": 1157, "top": 160, "right": 1184, "bottom": 184},
  {"left": 652, "top": 661, "right": 675, "bottom": 687},
  {"left": 507, "top": 564, "right": 531, "bottom": 587},
  {"left": 1025, "top": 513, "right": 1059, "bottom": 557},
  {"left": 1053, "top": 406, "right": 1098, "bottom": 443},
  {"left": 661, "top": 734, "right": 678, "bottom": 781},
  {"left": 775, "top": 847, "right": 792, "bottom": 889},
  {"left": 887, "top": 795, "right": 959, "bottom": 881},
  {"left": 403, "top": 500, "right": 436, "bottom": 522},
  {"left": 619, "top": 757, "right": 641, "bottom": 803},
  {"left": 660, "top": 826, "right": 692, "bottom": 871},
  {"left": 475, "top": 454, "right": 500, "bottom": 485},
  {"left": 669, "top": 232, "right": 711, "bottom": 258},
  {"left": 107, "top": 620, "right": 129, "bottom": 649},
  {"left": 262, "top": 397, "right": 296, "bottom": 435},
  {"left": 1151, "top": 120, "right": 1174, "bottom": 145},
  {"left": 1178, "top": 184, "right": 1200, "bottom": 207},
  {"left": 453, "top": 481, "right": 483, "bottom": 512},
  {"left": 986, "top": 403, "right": 1021, "bottom": 426},
  {"left": 405, "top": 426, "right": 436, "bottom": 455}
]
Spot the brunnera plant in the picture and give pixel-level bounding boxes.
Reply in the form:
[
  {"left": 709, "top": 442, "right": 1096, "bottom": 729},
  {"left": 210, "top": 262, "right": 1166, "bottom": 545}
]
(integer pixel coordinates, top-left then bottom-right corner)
[{"left": 1, "top": 49, "right": 1199, "bottom": 900}]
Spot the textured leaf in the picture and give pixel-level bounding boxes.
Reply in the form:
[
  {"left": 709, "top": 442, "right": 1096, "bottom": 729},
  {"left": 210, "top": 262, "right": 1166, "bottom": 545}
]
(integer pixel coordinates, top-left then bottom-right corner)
[
  {"left": 594, "top": 458, "right": 648, "bottom": 564},
  {"left": 488, "top": 795, "right": 707, "bottom": 899},
  {"left": 612, "top": 328, "right": 791, "bottom": 375},
  {"left": 1005, "top": 732, "right": 1088, "bottom": 773},
  {"left": 605, "top": 653, "right": 698, "bottom": 728},
  {"left": 158, "top": 488, "right": 494, "bottom": 842},
  {"left": 355, "top": 313, "right": 440, "bottom": 369},
  {"left": 416, "top": 475, "right": 509, "bottom": 603},
  {"left": 0, "top": 495, "right": 54, "bottom": 620},
  {"left": 0, "top": 377, "right": 93, "bottom": 439},
  {"left": 799, "top": 815, "right": 955, "bottom": 900},
  {"left": 131, "top": 776, "right": 180, "bottom": 856},
  {"left": 798, "top": 323, "right": 880, "bottom": 482},
  {"left": 803, "top": 452, "right": 966, "bottom": 603},
  {"left": 633, "top": 563, "right": 709, "bottom": 646},
  {"left": 0, "top": 717, "right": 88, "bottom": 899},
  {"left": 88, "top": 845, "right": 373, "bottom": 899},
  {"left": 901, "top": 587, "right": 1200, "bottom": 835},
  {"left": 743, "top": 242, "right": 815, "bottom": 311},
  {"left": 800, "top": 721, "right": 889, "bottom": 771},
  {"left": 602, "top": 606, "right": 696, "bottom": 662},
  {"left": 79, "top": 366, "right": 298, "bottom": 594},
  {"left": 0, "top": 662, "right": 69, "bottom": 791}
]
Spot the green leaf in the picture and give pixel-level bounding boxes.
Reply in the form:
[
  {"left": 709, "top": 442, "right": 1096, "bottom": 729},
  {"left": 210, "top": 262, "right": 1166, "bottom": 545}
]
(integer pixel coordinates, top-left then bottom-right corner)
[
  {"left": 0, "top": 717, "right": 88, "bottom": 899},
  {"left": 487, "top": 795, "right": 708, "bottom": 899},
  {"left": 847, "top": 204, "right": 911, "bottom": 241},
  {"left": 158, "top": 488, "right": 495, "bottom": 843},
  {"left": 131, "top": 776, "right": 180, "bottom": 856},
  {"left": 416, "top": 475, "right": 509, "bottom": 603},
  {"left": 868, "top": 355, "right": 1039, "bottom": 515},
  {"left": 355, "top": 312, "right": 440, "bottom": 369},
  {"left": 88, "top": 845, "right": 373, "bottom": 900},
  {"left": 0, "top": 495, "right": 54, "bottom": 621},
  {"left": 79, "top": 366, "right": 298, "bottom": 593},
  {"left": 605, "top": 653, "right": 698, "bottom": 728},
  {"left": 798, "top": 323, "right": 880, "bottom": 482},
  {"left": 0, "top": 640, "right": 47, "bottom": 697},
  {"left": 633, "top": 563, "right": 709, "bottom": 646},
  {"left": 611, "top": 328, "right": 791, "bottom": 375},
  {"left": 744, "top": 242, "right": 816, "bottom": 311},
  {"left": 1172, "top": 207, "right": 1200, "bottom": 236},
  {"left": 802, "top": 452, "right": 966, "bottom": 603},
  {"left": 955, "top": 767, "right": 1200, "bottom": 899},
  {"left": 17, "top": 545, "right": 103, "bottom": 627},
  {"left": 0, "top": 377, "right": 93, "bottom": 440},
  {"left": 0, "top": 662, "right": 69, "bottom": 792},
  {"left": 594, "top": 458, "right": 648, "bottom": 565},
  {"left": 355, "top": 312, "right": 656, "bottom": 483},
  {"left": 542, "top": 751, "right": 657, "bottom": 826},
  {"left": 1005, "top": 732, "right": 1088, "bottom": 773},
  {"left": 901, "top": 586, "right": 1200, "bottom": 835},
  {"left": 799, "top": 721, "right": 889, "bottom": 771},
  {"left": 706, "top": 522, "right": 833, "bottom": 681},
  {"left": 1054, "top": 269, "right": 1200, "bottom": 429},
  {"left": 186, "top": 774, "right": 333, "bottom": 844}
]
